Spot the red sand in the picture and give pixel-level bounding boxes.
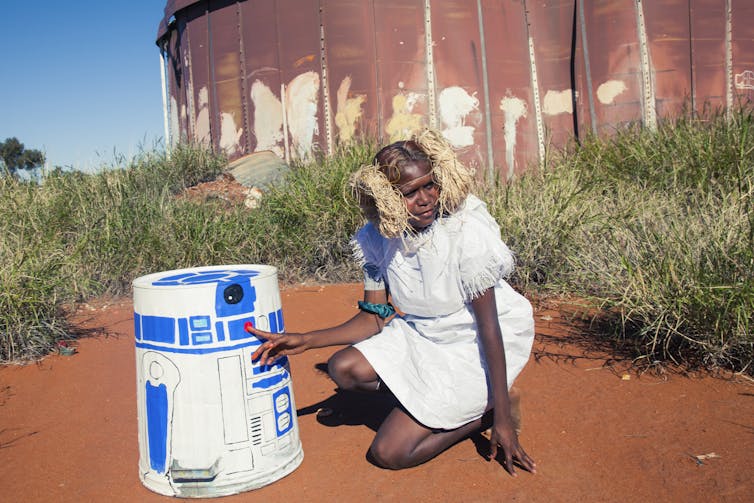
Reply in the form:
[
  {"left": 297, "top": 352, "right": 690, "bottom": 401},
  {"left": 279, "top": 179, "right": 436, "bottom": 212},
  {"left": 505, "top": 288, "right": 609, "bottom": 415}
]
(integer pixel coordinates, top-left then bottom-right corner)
[{"left": 1, "top": 283, "right": 752, "bottom": 502}]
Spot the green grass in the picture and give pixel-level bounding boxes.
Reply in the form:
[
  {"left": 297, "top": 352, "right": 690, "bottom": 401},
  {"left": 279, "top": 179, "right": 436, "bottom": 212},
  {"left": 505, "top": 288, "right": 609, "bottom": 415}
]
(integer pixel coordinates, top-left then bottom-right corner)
[{"left": 1, "top": 108, "right": 752, "bottom": 375}]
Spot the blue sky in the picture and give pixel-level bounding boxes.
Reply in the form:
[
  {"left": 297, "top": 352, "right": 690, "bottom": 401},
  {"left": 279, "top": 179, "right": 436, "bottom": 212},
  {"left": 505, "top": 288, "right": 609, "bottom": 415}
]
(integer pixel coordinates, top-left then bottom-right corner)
[{"left": 0, "top": 1, "right": 166, "bottom": 172}]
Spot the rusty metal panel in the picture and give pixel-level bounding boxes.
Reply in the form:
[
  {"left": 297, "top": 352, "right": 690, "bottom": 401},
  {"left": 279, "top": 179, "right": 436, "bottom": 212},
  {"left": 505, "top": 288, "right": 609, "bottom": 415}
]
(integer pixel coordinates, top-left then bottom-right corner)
[
  {"left": 175, "top": 14, "right": 193, "bottom": 143},
  {"left": 157, "top": 0, "right": 754, "bottom": 176},
  {"left": 731, "top": 1, "right": 754, "bottom": 101},
  {"left": 430, "top": 0, "right": 487, "bottom": 171},
  {"left": 182, "top": 3, "right": 212, "bottom": 148},
  {"left": 689, "top": 0, "right": 727, "bottom": 112},
  {"left": 642, "top": 0, "right": 694, "bottom": 119},
  {"left": 525, "top": 0, "right": 576, "bottom": 150},
  {"left": 276, "top": 0, "right": 326, "bottom": 160},
  {"left": 239, "top": 0, "right": 282, "bottom": 156},
  {"left": 207, "top": 3, "right": 245, "bottom": 158},
  {"left": 479, "top": 0, "right": 537, "bottom": 178},
  {"left": 164, "top": 27, "right": 187, "bottom": 147},
  {"left": 373, "top": 0, "right": 430, "bottom": 144},
  {"left": 576, "top": 1, "right": 644, "bottom": 134},
  {"left": 320, "top": 0, "right": 380, "bottom": 145}
]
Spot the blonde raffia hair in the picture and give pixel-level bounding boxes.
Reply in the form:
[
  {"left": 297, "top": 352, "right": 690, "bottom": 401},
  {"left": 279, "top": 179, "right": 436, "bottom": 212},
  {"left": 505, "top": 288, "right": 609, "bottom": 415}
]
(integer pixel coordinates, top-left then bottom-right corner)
[{"left": 349, "top": 129, "right": 474, "bottom": 238}]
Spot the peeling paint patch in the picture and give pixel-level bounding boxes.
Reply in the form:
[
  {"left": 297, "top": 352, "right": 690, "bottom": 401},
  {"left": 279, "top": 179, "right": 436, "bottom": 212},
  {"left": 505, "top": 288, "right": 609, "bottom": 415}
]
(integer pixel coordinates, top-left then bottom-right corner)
[
  {"left": 219, "top": 113, "right": 243, "bottom": 157},
  {"left": 250, "top": 80, "right": 284, "bottom": 156},
  {"left": 385, "top": 92, "right": 425, "bottom": 143},
  {"left": 195, "top": 87, "right": 211, "bottom": 146},
  {"left": 438, "top": 86, "right": 479, "bottom": 148},
  {"left": 735, "top": 70, "right": 754, "bottom": 90},
  {"left": 542, "top": 89, "right": 573, "bottom": 115},
  {"left": 169, "top": 96, "right": 180, "bottom": 147},
  {"left": 596, "top": 80, "right": 628, "bottom": 104},
  {"left": 334, "top": 76, "right": 366, "bottom": 143},
  {"left": 499, "top": 95, "right": 527, "bottom": 179},
  {"left": 285, "top": 71, "right": 320, "bottom": 159}
]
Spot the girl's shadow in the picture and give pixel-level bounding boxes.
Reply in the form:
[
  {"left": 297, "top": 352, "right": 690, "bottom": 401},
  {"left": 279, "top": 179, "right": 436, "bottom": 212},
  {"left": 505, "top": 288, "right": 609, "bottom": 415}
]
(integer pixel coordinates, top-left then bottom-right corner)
[{"left": 295, "top": 363, "right": 398, "bottom": 432}]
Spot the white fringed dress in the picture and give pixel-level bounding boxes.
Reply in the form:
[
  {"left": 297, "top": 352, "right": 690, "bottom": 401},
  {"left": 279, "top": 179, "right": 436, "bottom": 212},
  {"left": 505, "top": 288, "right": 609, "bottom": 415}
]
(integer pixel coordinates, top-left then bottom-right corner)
[{"left": 351, "top": 194, "right": 535, "bottom": 430}]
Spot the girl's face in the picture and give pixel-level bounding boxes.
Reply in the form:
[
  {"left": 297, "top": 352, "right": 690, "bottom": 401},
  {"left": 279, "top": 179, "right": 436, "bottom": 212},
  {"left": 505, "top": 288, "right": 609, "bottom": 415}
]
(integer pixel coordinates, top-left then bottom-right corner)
[{"left": 396, "top": 160, "right": 439, "bottom": 231}]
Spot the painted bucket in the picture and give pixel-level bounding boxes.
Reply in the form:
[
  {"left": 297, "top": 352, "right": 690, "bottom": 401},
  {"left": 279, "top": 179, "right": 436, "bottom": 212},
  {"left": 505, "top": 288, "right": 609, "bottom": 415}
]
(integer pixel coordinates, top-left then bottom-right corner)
[{"left": 132, "top": 265, "right": 303, "bottom": 498}]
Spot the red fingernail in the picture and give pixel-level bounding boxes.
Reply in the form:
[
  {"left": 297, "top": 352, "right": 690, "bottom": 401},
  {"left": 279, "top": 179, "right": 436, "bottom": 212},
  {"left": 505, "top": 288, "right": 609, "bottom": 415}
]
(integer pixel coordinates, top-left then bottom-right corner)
[{"left": 244, "top": 321, "right": 253, "bottom": 332}]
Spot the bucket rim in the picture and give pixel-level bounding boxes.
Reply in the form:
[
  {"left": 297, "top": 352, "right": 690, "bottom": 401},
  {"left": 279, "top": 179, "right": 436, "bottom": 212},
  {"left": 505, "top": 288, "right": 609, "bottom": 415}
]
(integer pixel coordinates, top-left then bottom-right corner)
[{"left": 132, "top": 264, "right": 278, "bottom": 289}]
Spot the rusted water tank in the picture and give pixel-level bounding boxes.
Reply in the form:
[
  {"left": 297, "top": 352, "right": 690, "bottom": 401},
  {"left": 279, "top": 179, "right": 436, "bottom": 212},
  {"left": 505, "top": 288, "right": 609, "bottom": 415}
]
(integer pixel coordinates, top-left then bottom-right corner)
[{"left": 156, "top": 0, "right": 754, "bottom": 179}]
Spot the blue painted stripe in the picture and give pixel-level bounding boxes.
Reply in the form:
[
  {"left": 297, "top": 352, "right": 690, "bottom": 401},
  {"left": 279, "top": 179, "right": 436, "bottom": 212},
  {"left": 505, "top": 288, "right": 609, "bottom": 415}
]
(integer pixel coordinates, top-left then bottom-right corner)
[
  {"left": 135, "top": 339, "right": 261, "bottom": 354},
  {"left": 192, "top": 332, "right": 212, "bottom": 345},
  {"left": 215, "top": 321, "right": 225, "bottom": 342},
  {"left": 142, "top": 316, "right": 175, "bottom": 343},
  {"left": 252, "top": 356, "right": 288, "bottom": 374},
  {"left": 252, "top": 371, "right": 289, "bottom": 389},
  {"left": 145, "top": 382, "right": 168, "bottom": 473},
  {"left": 269, "top": 311, "right": 278, "bottom": 333},
  {"left": 134, "top": 313, "right": 141, "bottom": 341},
  {"left": 178, "top": 318, "right": 189, "bottom": 346},
  {"left": 228, "top": 318, "right": 253, "bottom": 341}
]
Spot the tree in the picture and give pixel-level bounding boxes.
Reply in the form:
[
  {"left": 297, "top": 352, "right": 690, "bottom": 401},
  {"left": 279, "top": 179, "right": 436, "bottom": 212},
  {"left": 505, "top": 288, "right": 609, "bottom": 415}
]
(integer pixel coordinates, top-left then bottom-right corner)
[{"left": 0, "top": 137, "right": 46, "bottom": 176}]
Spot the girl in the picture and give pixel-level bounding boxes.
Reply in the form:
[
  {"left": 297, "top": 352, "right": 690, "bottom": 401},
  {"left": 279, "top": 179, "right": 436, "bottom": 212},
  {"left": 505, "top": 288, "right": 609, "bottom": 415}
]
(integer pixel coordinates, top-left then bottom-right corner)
[{"left": 249, "top": 130, "right": 536, "bottom": 475}]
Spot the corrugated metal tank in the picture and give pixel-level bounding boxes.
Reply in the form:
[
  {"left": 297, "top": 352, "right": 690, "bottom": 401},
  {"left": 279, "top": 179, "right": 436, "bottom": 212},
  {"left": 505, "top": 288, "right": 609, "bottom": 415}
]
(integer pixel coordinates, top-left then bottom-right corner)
[{"left": 156, "top": 0, "right": 754, "bottom": 178}]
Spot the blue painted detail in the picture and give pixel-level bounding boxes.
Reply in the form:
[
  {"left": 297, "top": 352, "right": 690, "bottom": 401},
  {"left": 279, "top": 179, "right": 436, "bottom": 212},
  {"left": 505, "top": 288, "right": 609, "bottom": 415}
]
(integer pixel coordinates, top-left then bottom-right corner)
[
  {"left": 215, "top": 279, "right": 256, "bottom": 318},
  {"left": 151, "top": 271, "right": 196, "bottom": 285},
  {"left": 135, "top": 338, "right": 261, "bottom": 354},
  {"left": 273, "top": 386, "right": 294, "bottom": 436},
  {"left": 145, "top": 382, "right": 168, "bottom": 473},
  {"left": 189, "top": 316, "right": 210, "bottom": 330},
  {"left": 276, "top": 309, "right": 284, "bottom": 332},
  {"left": 252, "top": 356, "right": 288, "bottom": 374},
  {"left": 178, "top": 318, "right": 189, "bottom": 346},
  {"left": 192, "top": 332, "right": 212, "bottom": 344},
  {"left": 215, "top": 321, "right": 225, "bottom": 342},
  {"left": 269, "top": 311, "right": 278, "bottom": 333},
  {"left": 228, "top": 318, "right": 254, "bottom": 341},
  {"left": 134, "top": 313, "right": 141, "bottom": 341},
  {"left": 151, "top": 268, "right": 261, "bottom": 287},
  {"left": 142, "top": 316, "right": 175, "bottom": 343},
  {"left": 252, "top": 370, "right": 289, "bottom": 389}
]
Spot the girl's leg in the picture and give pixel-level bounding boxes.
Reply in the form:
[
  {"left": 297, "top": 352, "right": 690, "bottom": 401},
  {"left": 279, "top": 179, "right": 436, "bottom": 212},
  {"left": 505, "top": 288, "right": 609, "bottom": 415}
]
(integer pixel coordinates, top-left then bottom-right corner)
[
  {"left": 327, "top": 346, "right": 381, "bottom": 392},
  {"left": 369, "top": 407, "right": 490, "bottom": 470}
]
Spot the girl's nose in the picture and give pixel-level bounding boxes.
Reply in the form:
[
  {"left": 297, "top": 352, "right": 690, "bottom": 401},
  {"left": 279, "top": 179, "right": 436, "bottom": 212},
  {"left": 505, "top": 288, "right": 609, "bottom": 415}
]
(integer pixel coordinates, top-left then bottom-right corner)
[{"left": 416, "top": 188, "right": 432, "bottom": 205}]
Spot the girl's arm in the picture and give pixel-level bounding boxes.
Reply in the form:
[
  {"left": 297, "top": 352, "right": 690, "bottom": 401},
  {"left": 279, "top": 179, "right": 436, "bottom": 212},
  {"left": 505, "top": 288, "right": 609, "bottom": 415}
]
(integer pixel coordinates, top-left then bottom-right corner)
[
  {"left": 471, "top": 287, "right": 536, "bottom": 476},
  {"left": 249, "top": 288, "right": 389, "bottom": 365}
]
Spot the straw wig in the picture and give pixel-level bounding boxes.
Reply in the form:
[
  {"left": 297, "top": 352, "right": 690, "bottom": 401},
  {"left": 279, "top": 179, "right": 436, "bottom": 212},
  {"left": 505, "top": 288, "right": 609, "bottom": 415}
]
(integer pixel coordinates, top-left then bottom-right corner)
[{"left": 349, "top": 129, "right": 474, "bottom": 238}]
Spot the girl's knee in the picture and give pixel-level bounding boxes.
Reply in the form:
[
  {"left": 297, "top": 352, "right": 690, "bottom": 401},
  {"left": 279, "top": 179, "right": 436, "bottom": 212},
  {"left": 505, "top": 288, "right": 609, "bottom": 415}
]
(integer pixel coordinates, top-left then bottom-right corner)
[
  {"left": 368, "top": 438, "right": 410, "bottom": 470},
  {"left": 327, "top": 350, "right": 358, "bottom": 390}
]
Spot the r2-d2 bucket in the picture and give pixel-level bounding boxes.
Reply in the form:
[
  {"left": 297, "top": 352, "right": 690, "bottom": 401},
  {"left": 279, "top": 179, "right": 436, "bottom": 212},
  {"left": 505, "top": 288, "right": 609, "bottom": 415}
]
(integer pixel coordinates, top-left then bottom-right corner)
[{"left": 132, "top": 265, "right": 303, "bottom": 498}]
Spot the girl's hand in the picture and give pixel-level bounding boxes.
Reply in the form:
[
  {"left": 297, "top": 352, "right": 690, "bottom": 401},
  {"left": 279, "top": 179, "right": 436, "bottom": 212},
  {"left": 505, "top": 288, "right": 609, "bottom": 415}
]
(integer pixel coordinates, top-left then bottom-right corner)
[
  {"left": 246, "top": 322, "right": 309, "bottom": 366},
  {"left": 489, "top": 414, "right": 537, "bottom": 476}
]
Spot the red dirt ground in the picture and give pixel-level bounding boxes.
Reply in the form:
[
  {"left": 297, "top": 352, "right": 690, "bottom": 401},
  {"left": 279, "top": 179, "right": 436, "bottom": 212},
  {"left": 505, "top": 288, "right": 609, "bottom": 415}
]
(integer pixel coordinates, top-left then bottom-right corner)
[{"left": 1, "top": 283, "right": 752, "bottom": 502}]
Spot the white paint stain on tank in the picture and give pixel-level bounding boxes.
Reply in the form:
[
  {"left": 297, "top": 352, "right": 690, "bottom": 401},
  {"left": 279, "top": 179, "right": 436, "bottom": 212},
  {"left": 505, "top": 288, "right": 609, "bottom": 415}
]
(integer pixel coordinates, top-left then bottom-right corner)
[
  {"left": 335, "top": 76, "right": 366, "bottom": 143},
  {"left": 285, "top": 71, "right": 320, "bottom": 159},
  {"left": 438, "top": 86, "right": 479, "bottom": 148},
  {"left": 219, "top": 113, "right": 243, "bottom": 157},
  {"left": 195, "top": 87, "right": 211, "bottom": 146},
  {"left": 250, "top": 80, "right": 284, "bottom": 157},
  {"left": 596, "top": 80, "right": 627, "bottom": 104},
  {"left": 542, "top": 89, "right": 573, "bottom": 115},
  {"left": 499, "top": 95, "right": 528, "bottom": 179}
]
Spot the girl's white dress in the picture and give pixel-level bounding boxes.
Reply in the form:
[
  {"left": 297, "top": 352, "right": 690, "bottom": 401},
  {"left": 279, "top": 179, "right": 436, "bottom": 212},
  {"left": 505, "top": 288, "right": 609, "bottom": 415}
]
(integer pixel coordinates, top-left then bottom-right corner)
[{"left": 351, "top": 195, "right": 535, "bottom": 430}]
